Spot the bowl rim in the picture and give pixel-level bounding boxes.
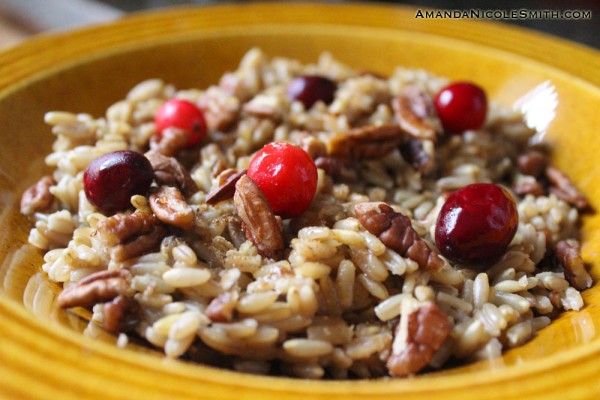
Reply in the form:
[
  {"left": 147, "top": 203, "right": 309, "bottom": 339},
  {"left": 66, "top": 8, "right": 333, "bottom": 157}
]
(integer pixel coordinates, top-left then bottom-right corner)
[{"left": 1, "top": 3, "right": 600, "bottom": 398}]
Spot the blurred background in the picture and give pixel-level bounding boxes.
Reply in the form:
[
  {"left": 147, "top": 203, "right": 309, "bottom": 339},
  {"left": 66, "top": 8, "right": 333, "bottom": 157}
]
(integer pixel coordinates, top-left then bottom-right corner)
[{"left": 0, "top": 0, "right": 598, "bottom": 50}]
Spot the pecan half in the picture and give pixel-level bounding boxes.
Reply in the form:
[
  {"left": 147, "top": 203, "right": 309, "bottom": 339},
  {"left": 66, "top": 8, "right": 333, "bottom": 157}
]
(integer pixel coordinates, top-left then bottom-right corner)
[
  {"left": 328, "top": 124, "right": 406, "bottom": 160},
  {"left": 546, "top": 166, "right": 589, "bottom": 210},
  {"left": 233, "top": 175, "right": 284, "bottom": 260},
  {"left": 517, "top": 150, "right": 547, "bottom": 177},
  {"left": 314, "top": 156, "right": 358, "bottom": 182},
  {"left": 149, "top": 127, "right": 189, "bottom": 157},
  {"left": 149, "top": 185, "right": 195, "bottom": 230},
  {"left": 386, "top": 300, "right": 451, "bottom": 377},
  {"left": 111, "top": 225, "right": 168, "bottom": 262},
  {"left": 556, "top": 239, "right": 592, "bottom": 291},
  {"left": 206, "top": 169, "right": 247, "bottom": 205},
  {"left": 96, "top": 211, "right": 158, "bottom": 246},
  {"left": 354, "top": 202, "right": 444, "bottom": 272},
  {"left": 102, "top": 295, "right": 140, "bottom": 334},
  {"left": 20, "top": 175, "right": 55, "bottom": 215},
  {"left": 57, "top": 269, "right": 130, "bottom": 309},
  {"left": 205, "top": 291, "right": 239, "bottom": 322},
  {"left": 145, "top": 150, "right": 198, "bottom": 197},
  {"left": 399, "top": 138, "right": 435, "bottom": 175},
  {"left": 392, "top": 84, "right": 440, "bottom": 141}
]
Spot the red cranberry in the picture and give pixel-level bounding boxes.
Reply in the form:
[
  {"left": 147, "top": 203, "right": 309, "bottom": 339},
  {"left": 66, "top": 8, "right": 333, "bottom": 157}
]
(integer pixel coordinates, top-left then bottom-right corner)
[
  {"left": 247, "top": 142, "right": 318, "bottom": 218},
  {"left": 435, "top": 183, "right": 518, "bottom": 265},
  {"left": 434, "top": 82, "right": 488, "bottom": 133},
  {"left": 83, "top": 150, "right": 154, "bottom": 213},
  {"left": 286, "top": 75, "right": 337, "bottom": 109},
  {"left": 154, "top": 99, "right": 207, "bottom": 147}
]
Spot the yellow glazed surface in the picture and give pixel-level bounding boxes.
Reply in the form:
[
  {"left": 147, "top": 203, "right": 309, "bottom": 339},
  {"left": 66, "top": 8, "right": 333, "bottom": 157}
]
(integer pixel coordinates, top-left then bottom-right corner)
[{"left": 1, "top": 3, "right": 600, "bottom": 399}]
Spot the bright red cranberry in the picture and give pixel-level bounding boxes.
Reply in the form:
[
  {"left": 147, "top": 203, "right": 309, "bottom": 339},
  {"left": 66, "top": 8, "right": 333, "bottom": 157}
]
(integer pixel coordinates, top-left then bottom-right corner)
[
  {"left": 83, "top": 150, "right": 154, "bottom": 213},
  {"left": 434, "top": 82, "right": 488, "bottom": 133},
  {"left": 435, "top": 183, "right": 518, "bottom": 265},
  {"left": 154, "top": 99, "right": 207, "bottom": 147},
  {"left": 247, "top": 142, "right": 318, "bottom": 218},
  {"left": 286, "top": 75, "right": 337, "bottom": 109}
]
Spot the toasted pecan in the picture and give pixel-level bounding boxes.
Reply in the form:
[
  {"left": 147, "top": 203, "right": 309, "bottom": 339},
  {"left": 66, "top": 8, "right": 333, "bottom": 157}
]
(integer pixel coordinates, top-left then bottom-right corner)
[
  {"left": 57, "top": 269, "right": 130, "bottom": 309},
  {"left": 354, "top": 202, "right": 444, "bottom": 272},
  {"left": 556, "top": 239, "right": 592, "bottom": 291},
  {"left": 386, "top": 301, "right": 450, "bottom": 377},
  {"left": 20, "top": 175, "right": 55, "bottom": 215},
  {"left": 233, "top": 175, "right": 284, "bottom": 260},
  {"left": 149, "top": 186, "right": 195, "bottom": 230},
  {"left": 517, "top": 150, "right": 547, "bottom": 177},
  {"left": 328, "top": 124, "right": 406, "bottom": 160},
  {"left": 145, "top": 150, "right": 198, "bottom": 197},
  {"left": 149, "top": 127, "right": 189, "bottom": 157},
  {"left": 111, "top": 225, "right": 168, "bottom": 262},
  {"left": 96, "top": 211, "right": 158, "bottom": 246},
  {"left": 546, "top": 166, "right": 589, "bottom": 210},
  {"left": 392, "top": 84, "right": 440, "bottom": 141},
  {"left": 102, "top": 295, "right": 140, "bottom": 334},
  {"left": 399, "top": 138, "right": 435, "bottom": 175},
  {"left": 206, "top": 169, "right": 247, "bottom": 205}
]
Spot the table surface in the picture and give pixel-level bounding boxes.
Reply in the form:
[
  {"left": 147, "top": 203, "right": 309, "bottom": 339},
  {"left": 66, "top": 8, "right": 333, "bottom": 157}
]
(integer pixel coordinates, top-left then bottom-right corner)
[{"left": 1, "top": 1, "right": 599, "bottom": 50}]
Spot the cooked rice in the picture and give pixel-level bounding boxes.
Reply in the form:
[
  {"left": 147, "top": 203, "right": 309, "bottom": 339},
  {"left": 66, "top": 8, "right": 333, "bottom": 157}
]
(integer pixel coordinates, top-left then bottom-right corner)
[{"left": 20, "top": 48, "right": 591, "bottom": 379}]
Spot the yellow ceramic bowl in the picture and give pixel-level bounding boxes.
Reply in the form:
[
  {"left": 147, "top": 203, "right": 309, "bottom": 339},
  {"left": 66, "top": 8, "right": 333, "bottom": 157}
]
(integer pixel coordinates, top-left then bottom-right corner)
[{"left": 1, "top": 3, "right": 600, "bottom": 399}]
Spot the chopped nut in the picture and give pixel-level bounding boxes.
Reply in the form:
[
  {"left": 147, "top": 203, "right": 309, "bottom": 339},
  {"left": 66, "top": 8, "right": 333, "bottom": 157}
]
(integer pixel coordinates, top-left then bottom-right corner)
[
  {"left": 314, "top": 156, "right": 358, "bottom": 182},
  {"left": 96, "top": 211, "right": 158, "bottom": 246},
  {"left": 328, "top": 124, "right": 406, "bottom": 160},
  {"left": 149, "top": 186, "right": 195, "bottom": 230},
  {"left": 111, "top": 225, "right": 168, "bottom": 262},
  {"left": 392, "top": 85, "right": 440, "bottom": 141},
  {"left": 354, "top": 202, "right": 444, "bottom": 272},
  {"left": 206, "top": 169, "right": 247, "bottom": 205},
  {"left": 198, "top": 86, "right": 240, "bottom": 131},
  {"left": 546, "top": 166, "right": 589, "bottom": 210},
  {"left": 233, "top": 175, "right": 284, "bottom": 260},
  {"left": 243, "top": 92, "right": 281, "bottom": 119},
  {"left": 399, "top": 138, "right": 435, "bottom": 175},
  {"left": 57, "top": 269, "right": 130, "bottom": 309},
  {"left": 149, "top": 127, "right": 189, "bottom": 157},
  {"left": 20, "top": 175, "right": 55, "bottom": 215},
  {"left": 102, "top": 295, "right": 139, "bottom": 334},
  {"left": 300, "top": 136, "right": 328, "bottom": 161},
  {"left": 513, "top": 179, "right": 545, "bottom": 197},
  {"left": 517, "top": 150, "right": 547, "bottom": 177},
  {"left": 145, "top": 150, "right": 198, "bottom": 197},
  {"left": 205, "top": 291, "right": 239, "bottom": 322},
  {"left": 556, "top": 239, "right": 592, "bottom": 291},
  {"left": 386, "top": 300, "right": 450, "bottom": 377}
]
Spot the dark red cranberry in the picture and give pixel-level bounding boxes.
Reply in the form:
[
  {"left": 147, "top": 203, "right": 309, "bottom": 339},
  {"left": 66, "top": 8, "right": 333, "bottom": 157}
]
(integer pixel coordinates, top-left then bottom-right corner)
[
  {"left": 434, "top": 82, "right": 488, "bottom": 133},
  {"left": 83, "top": 150, "right": 154, "bottom": 213},
  {"left": 154, "top": 99, "right": 207, "bottom": 147},
  {"left": 247, "top": 142, "right": 318, "bottom": 219},
  {"left": 435, "top": 183, "right": 518, "bottom": 265},
  {"left": 286, "top": 75, "right": 337, "bottom": 109}
]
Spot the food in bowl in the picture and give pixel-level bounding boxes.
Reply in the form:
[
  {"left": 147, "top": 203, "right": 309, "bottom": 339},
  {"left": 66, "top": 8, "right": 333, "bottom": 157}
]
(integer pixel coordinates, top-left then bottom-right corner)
[{"left": 19, "top": 48, "right": 592, "bottom": 379}]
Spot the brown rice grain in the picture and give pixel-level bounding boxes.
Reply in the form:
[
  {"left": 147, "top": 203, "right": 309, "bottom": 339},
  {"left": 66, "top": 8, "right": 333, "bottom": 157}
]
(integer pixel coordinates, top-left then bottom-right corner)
[
  {"left": 505, "top": 320, "right": 533, "bottom": 347},
  {"left": 374, "top": 293, "right": 405, "bottom": 321},
  {"left": 357, "top": 274, "right": 389, "bottom": 300},
  {"left": 236, "top": 291, "right": 279, "bottom": 314},
  {"left": 162, "top": 268, "right": 211, "bottom": 288}
]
